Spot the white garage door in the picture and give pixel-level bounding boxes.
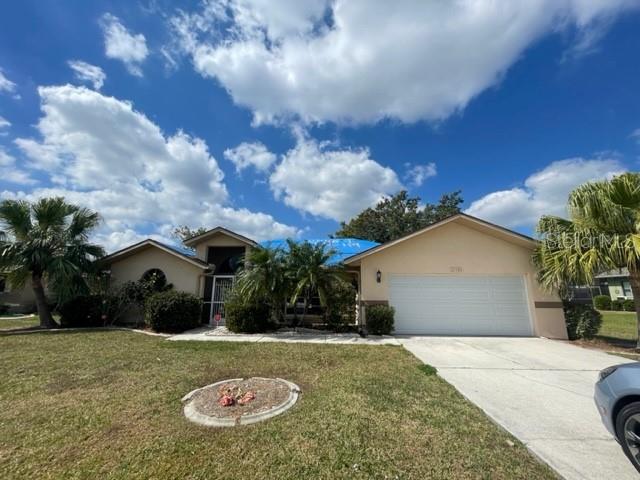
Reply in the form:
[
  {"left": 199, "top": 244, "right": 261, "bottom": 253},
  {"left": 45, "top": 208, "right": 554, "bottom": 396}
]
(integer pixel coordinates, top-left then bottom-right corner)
[{"left": 389, "top": 275, "right": 532, "bottom": 336}]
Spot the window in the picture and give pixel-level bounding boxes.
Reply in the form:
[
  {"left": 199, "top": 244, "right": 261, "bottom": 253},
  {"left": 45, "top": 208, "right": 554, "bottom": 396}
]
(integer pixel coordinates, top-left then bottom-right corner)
[
  {"left": 206, "top": 246, "right": 245, "bottom": 274},
  {"left": 623, "top": 281, "right": 633, "bottom": 298},
  {"left": 141, "top": 268, "right": 168, "bottom": 290},
  {"left": 0, "top": 276, "right": 5, "bottom": 293}
]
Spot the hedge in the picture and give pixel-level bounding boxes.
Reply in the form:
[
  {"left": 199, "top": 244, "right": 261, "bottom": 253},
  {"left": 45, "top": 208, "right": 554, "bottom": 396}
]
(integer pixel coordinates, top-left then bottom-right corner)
[
  {"left": 225, "top": 298, "right": 271, "bottom": 333},
  {"left": 366, "top": 305, "right": 395, "bottom": 335},
  {"left": 593, "top": 295, "right": 611, "bottom": 311},
  {"left": 623, "top": 299, "right": 636, "bottom": 312},
  {"left": 563, "top": 303, "right": 602, "bottom": 340},
  {"left": 144, "top": 290, "right": 202, "bottom": 333},
  {"left": 59, "top": 295, "right": 105, "bottom": 328}
]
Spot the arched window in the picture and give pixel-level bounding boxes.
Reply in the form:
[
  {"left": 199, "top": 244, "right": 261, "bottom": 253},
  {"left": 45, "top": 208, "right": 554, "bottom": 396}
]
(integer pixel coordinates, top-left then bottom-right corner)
[{"left": 141, "top": 268, "right": 168, "bottom": 290}]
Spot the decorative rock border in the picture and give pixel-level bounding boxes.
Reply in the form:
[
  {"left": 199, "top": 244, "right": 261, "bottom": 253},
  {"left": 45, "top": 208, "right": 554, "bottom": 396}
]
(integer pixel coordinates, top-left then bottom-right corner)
[{"left": 182, "top": 377, "right": 301, "bottom": 427}]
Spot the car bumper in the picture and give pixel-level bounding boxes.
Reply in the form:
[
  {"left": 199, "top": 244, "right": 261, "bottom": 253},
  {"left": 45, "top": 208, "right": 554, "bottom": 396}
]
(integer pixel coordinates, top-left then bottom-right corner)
[{"left": 594, "top": 378, "right": 617, "bottom": 439}]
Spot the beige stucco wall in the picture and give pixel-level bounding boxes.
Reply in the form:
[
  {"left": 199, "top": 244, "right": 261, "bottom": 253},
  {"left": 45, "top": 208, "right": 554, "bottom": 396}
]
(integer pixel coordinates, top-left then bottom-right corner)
[
  {"left": 357, "top": 220, "right": 567, "bottom": 339},
  {"left": 194, "top": 234, "right": 251, "bottom": 262},
  {"left": 108, "top": 247, "right": 204, "bottom": 296}
]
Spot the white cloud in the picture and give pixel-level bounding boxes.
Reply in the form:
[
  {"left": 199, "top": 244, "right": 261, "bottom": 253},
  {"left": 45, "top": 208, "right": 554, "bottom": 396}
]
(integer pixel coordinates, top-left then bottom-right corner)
[
  {"left": 7, "top": 84, "right": 298, "bottom": 251},
  {"left": 0, "top": 69, "right": 16, "bottom": 94},
  {"left": 68, "top": 60, "right": 106, "bottom": 90},
  {"left": 465, "top": 157, "right": 626, "bottom": 228},
  {"left": 0, "top": 148, "right": 36, "bottom": 185},
  {"left": 0, "top": 116, "right": 10, "bottom": 136},
  {"left": 100, "top": 14, "right": 149, "bottom": 77},
  {"left": 631, "top": 128, "right": 640, "bottom": 143},
  {"left": 169, "top": 0, "right": 638, "bottom": 125},
  {"left": 224, "top": 141, "right": 277, "bottom": 173},
  {"left": 404, "top": 162, "right": 437, "bottom": 187},
  {"left": 269, "top": 134, "right": 401, "bottom": 221}
]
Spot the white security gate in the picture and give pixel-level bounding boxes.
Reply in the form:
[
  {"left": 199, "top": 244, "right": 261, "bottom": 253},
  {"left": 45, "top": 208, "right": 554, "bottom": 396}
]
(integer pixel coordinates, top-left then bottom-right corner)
[
  {"left": 209, "top": 275, "right": 234, "bottom": 325},
  {"left": 388, "top": 275, "right": 532, "bottom": 336}
]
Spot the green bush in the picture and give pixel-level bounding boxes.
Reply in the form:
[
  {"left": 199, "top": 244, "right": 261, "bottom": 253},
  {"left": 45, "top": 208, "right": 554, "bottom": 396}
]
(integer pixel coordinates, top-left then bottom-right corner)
[
  {"left": 144, "top": 290, "right": 202, "bottom": 333},
  {"left": 593, "top": 295, "right": 611, "bottom": 310},
  {"left": 225, "top": 296, "right": 271, "bottom": 333},
  {"left": 563, "top": 303, "right": 602, "bottom": 340},
  {"left": 366, "top": 305, "right": 395, "bottom": 335},
  {"left": 59, "top": 295, "right": 105, "bottom": 327},
  {"left": 324, "top": 279, "right": 357, "bottom": 332},
  {"left": 623, "top": 299, "right": 636, "bottom": 312},
  {"left": 0, "top": 304, "right": 9, "bottom": 315},
  {"left": 611, "top": 299, "right": 624, "bottom": 311}
]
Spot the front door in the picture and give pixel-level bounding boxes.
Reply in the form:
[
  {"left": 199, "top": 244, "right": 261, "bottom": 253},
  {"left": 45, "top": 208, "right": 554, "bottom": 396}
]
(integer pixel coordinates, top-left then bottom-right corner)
[{"left": 209, "top": 275, "right": 234, "bottom": 325}]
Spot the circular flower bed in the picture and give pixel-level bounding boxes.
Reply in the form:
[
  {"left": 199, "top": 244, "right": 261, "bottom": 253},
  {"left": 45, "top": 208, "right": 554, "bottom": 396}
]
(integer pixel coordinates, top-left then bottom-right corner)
[{"left": 182, "top": 377, "right": 300, "bottom": 427}]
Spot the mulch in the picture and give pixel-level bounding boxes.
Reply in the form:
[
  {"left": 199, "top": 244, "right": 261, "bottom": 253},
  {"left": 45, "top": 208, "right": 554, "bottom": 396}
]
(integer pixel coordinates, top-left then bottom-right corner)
[{"left": 189, "top": 378, "right": 291, "bottom": 418}]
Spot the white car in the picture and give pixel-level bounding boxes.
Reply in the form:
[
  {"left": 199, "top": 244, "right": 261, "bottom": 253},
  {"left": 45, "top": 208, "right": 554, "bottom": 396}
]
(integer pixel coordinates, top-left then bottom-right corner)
[{"left": 595, "top": 362, "right": 640, "bottom": 473}]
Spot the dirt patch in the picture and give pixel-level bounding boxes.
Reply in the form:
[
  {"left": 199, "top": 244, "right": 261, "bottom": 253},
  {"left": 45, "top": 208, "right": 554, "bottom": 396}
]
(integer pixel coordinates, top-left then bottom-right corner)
[
  {"left": 570, "top": 338, "right": 640, "bottom": 359},
  {"left": 189, "top": 378, "right": 292, "bottom": 419}
]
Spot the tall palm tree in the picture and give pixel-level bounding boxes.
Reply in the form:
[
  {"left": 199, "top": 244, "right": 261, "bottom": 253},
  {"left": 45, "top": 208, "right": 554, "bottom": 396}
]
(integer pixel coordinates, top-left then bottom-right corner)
[
  {"left": 0, "top": 197, "right": 105, "bottom": 328},
  {"left": 286, "top": 240, "right": 346, "bottom": 325},
  {"left": 235, "top": 246, "right": 290, "bottom": 321},
  {"left": 534, "top": 173, "right": 640, "bottom": 346}
]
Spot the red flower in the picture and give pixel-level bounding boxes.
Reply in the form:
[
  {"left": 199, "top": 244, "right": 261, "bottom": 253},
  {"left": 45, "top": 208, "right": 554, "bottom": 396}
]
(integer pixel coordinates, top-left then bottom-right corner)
[{"left": 218, "top": 394, "right": 235, "bottom": 406}]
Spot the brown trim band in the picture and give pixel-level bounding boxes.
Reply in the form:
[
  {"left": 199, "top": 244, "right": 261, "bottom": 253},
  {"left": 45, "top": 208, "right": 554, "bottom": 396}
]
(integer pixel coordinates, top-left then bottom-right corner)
[
  {"left": 360, "top": 300, "right": 389, "bottom": 306},
  {"left": 535, "top": 301, "right": 563, "bottom": 309}
]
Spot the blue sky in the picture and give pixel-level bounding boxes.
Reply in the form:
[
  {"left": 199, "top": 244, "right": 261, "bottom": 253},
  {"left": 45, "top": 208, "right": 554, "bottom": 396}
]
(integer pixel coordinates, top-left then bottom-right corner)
[{"left": 0, "top": 0, "right": 639, "bottom": 251}]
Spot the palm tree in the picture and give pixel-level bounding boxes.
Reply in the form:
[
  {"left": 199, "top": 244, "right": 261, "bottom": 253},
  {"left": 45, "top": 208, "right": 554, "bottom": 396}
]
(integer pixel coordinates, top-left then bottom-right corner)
[
  {"left": 534, "top": 173, "right": 640, "bottom": 346},
  {"left": 234, "top": 246, "right": 290, "bottom": 321},
  {"left": 0, "top": 197, "right": 105, "bottom": 328},
  {"left": 286, "top": 240, "right": 346, "bottom": 325}
]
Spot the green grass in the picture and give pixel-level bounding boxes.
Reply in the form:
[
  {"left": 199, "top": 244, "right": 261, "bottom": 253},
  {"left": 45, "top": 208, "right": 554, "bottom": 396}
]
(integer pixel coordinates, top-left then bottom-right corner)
[
  {"left": 0, "top": 315, "right": 39, "bottom": 330},
  {"left": 598, "top": 311, "right": 637, "bottom": 342},
  {"left": 0, "top": 331, "right": 554, "bottom": 479}
]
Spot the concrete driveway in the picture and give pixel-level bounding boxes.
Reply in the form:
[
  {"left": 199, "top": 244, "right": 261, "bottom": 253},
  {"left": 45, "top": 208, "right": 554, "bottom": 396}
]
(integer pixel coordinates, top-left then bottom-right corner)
[{"left": 400, "top": 336, "right": 637, "bottom": 480}]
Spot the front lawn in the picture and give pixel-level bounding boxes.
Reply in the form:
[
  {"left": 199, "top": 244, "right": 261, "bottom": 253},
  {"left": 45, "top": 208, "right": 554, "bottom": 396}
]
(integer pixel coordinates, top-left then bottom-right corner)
[
  {"left": 0, "top": 331, "right": 554, "bottom": 479},
  {"left": 575, "top": 311, "right": 638, "bottom": 358},
  {"left": 598, "top": 311, "right": 637, "bottom": 343}
]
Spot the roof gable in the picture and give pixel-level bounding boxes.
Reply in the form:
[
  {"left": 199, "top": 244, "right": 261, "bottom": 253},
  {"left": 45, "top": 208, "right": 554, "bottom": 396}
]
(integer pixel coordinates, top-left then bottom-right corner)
[
  {"left": 183, "top": 226, "right": 258, "bottom": 248},
  {"left": 343, "top": 213, "right": 537, "bottom": 264},
  {"left": 101, "top": 239, "right": 209, "bottom": 269}
]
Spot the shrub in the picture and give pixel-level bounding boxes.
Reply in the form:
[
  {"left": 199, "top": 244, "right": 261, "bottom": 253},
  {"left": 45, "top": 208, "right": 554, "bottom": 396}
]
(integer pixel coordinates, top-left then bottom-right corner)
[
  {"left": 563, "top": 303, "right": 602, "bottom": 340},
  {"left": 144, "top": 290, "right": 202, "bottom": 333},
  {"left": 324, "top": 279, "right": 357, "bottom": 332},
  {"left": 366, "top": 305, "right": 395, "bottom": 335},
  {"left": 611, "top": 299, "right": 624, "bottom": 311},
  {"left": 59, "top": 295, "right": 105, "bottom": 327},
  {"left": 593, "top": 295, "right": 611, "bottom": 310},
  {"left": 0, "top": 304, "right": 9, "bottom": 315},
  {"left": 623, "top": 299, "right": 636, "bottom": 312},
  {"left": 225, "top": 296, "right": 271, "bottom": 333}
]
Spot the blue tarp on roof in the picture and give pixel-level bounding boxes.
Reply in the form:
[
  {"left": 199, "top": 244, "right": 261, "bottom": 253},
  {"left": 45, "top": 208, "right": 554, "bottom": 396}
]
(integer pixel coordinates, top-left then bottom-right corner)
[
  {"left": 159, "top": 241, "right": 197, "bottom": 258},
  {"left": 259, "top": 238, "right": 379, "bottom": 265}
]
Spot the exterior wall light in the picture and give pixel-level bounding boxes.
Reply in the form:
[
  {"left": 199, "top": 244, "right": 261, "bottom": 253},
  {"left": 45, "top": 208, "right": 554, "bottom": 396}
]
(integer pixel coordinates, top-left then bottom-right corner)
[{"left": 376, "top": 270, "right": 382, "bottom": 283}]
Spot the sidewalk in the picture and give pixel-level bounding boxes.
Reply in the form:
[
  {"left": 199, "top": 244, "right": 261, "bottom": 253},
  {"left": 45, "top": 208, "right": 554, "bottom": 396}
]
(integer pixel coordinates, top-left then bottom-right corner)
[{"left": 167, "top": 326, "right": 400, "bottom": 345}]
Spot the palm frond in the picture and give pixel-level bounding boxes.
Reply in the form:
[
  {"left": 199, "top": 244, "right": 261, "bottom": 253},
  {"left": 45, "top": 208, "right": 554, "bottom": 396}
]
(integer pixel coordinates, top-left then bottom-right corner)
[
  {"left": 535, "top": 173, "right": 640, "bottom": 294},
  {"left": 0, "top": 200, "right": 32, "bottom": 240},
  {"left": 32, "top": 197, "right": 76, "bottom": 233},
  {"left": 0, "top": 197, "right": 104, "bottom": 304}
]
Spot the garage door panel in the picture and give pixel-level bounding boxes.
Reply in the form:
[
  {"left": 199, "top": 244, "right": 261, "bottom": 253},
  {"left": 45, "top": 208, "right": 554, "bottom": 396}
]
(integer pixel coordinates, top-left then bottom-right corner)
[{"left": 389, "top": 275, "right": 532, "bottom": 336}]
